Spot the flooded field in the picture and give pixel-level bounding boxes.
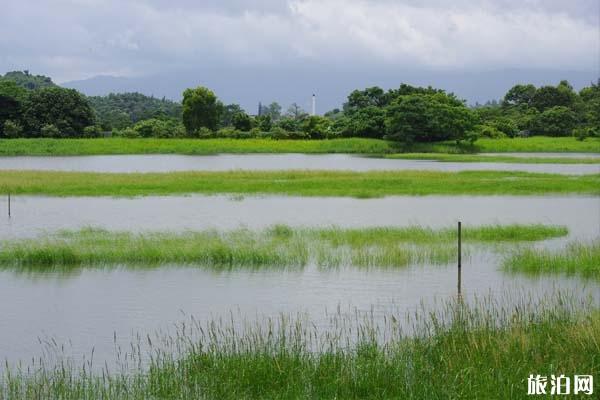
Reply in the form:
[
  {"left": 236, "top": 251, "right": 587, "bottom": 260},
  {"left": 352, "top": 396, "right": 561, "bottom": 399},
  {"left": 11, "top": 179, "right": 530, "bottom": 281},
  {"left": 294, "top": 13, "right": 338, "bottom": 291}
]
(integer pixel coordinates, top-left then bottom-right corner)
[
  {"left": 0, "top": 154, "right": 599, "bottom": 174},
  {"left": 0, "top": 193, "right": 599, "bottom": 371}
]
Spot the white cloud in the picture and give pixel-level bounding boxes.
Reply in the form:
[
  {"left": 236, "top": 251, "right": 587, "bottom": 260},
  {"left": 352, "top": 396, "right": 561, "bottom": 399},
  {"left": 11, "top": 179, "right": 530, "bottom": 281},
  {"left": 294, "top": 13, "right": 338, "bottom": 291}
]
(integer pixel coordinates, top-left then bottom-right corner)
[{"left": 0, "top": 0, "right": 597, "bottom": 81}]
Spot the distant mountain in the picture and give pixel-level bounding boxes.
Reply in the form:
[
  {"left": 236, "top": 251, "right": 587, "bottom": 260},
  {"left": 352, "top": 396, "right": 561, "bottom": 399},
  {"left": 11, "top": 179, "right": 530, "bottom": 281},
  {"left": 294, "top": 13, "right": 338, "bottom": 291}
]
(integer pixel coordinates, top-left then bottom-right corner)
[{"left": 62, "top": 67, "right": 598, "bottom": 113}]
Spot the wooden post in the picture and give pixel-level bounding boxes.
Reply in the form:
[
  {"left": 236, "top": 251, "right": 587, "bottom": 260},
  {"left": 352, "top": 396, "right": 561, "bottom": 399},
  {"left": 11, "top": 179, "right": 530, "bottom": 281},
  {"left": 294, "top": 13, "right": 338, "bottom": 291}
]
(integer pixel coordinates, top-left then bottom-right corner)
[{"left": 457, "top": 221, "right": 461, "bottom": 295}]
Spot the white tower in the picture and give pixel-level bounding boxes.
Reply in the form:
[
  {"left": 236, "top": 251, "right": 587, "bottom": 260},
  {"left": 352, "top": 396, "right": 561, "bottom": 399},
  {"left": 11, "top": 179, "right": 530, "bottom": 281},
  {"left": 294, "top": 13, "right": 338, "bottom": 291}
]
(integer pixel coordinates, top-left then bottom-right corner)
[{"left": 311, "top": 94, "right": 316, "bottom": 116}]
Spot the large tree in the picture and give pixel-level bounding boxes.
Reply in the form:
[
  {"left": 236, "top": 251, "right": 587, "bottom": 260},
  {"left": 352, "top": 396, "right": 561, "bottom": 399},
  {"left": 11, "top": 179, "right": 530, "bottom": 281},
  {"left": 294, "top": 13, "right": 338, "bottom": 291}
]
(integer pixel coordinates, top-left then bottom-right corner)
[
  {"left": 531, "top": 81, "right": 576, "bottom": 112},
  {"left": 23, "top": 87, "right": 95, "bottom": 137},
  {"left": 502, "top": 84, "right": 536, "bottom": 108},
  {"left": 385, "top": 93, "right": 477, "bottom": 143},
  {"left": 182, "top": 86, "right": 222, "bottom": 133}
]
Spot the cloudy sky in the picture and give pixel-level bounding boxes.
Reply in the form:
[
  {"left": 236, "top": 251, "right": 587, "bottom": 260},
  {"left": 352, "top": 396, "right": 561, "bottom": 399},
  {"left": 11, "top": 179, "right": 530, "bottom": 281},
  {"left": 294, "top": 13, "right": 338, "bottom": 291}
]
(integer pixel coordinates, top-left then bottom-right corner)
[{"left": 1, "top": 0, "right": 598, "bottom": 109}]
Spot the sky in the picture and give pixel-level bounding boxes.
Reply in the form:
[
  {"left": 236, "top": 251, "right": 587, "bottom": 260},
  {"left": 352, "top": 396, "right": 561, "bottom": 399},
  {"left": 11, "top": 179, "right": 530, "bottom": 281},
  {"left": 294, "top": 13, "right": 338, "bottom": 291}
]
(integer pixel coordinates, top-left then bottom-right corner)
[{"left": 1, "top": 0, "right": 599, "bottom": 110}]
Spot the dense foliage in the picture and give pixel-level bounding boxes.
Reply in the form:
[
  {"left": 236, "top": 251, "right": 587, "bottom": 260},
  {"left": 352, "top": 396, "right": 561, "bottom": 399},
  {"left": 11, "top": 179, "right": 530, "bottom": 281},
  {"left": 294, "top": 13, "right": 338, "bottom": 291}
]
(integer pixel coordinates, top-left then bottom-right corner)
[
  {"left": 87, "top": 92, "right": 182, "bottom": 130},
  {"left": 0, "top": 70, "right": 57, "bottom": 90},
  {"left": 0, "top": 70, "right": 598, "bottom": 142}
]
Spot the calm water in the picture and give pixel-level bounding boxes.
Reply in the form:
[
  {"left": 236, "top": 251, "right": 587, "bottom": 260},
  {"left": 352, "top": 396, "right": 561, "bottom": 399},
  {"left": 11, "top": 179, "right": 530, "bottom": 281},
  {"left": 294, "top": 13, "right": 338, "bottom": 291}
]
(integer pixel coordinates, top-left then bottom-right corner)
[
  {"left": 0, "top": 194, "right": 599, "bottom": 371},
  {"left": 1, "top": 154, "right": 599, "bottom": 174}
]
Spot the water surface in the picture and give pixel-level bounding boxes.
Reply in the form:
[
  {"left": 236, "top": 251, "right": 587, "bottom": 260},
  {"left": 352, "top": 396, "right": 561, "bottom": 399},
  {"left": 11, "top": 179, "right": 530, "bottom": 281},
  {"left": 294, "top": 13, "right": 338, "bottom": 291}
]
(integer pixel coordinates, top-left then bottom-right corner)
[{"left": 1, "top": 154, "right": 598, "bottom": 174}]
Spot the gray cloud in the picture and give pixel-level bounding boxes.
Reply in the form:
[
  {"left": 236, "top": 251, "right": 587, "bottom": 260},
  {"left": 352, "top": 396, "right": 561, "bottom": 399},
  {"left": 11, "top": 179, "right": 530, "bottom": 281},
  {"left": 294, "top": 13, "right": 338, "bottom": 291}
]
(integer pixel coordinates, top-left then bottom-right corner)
[{"left": 1, "top": 0, "right": 598, "bottom": 82}]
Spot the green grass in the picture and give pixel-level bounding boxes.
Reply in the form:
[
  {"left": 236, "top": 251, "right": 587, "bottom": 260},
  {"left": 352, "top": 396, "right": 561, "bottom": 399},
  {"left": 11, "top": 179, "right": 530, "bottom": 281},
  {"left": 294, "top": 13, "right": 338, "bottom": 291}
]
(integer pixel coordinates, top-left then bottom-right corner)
[
  {"left": 1, "top": 170, "right": 598, "bottom": 197},
  {"left": 504, "top": 240, "right": 600, "bottom": 279},
  {"left": 0, "top": 136, "right": 598, "bottom": 156},
  {"left": 0, "top": 138, "right": 394, "bottom": 156},
  {"left": 0, "top": 224, "right": 567, "bottom": 269},
  {"left": 385, "top": 153, "right": 600, "bottom": 164},
  {"left": 2, "top": 296, "right": 598, "bottom": 399}
]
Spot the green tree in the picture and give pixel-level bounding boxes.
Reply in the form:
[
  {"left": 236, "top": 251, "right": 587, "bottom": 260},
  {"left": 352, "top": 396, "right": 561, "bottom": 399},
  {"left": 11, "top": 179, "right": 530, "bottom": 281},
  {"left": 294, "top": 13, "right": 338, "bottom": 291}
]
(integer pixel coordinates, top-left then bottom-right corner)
[
  {"left": 502, "top": 84, "right": 536, "bottom": 108},
  {"left": 255, "top": 115, "right": 272, "bottom": 131},
  {"left": 340, "top": 106, "right": 386, "bottom": 138},
  {"left": 182, "top": 87, "right": 222, "bottom": 133},
  {"left": 232, "top": 112, "right": 253, "bottom": 131},
  {"left": 23, "top": 87, "right": 95, "bottom": 137},
  {"left": 531, "top": 82, "right": 575, "bottom": 111},
  {"left": 385, "top": 93, "right": 477, "bottom": 143},
  {"left": 300, "top": 116, "right": 332, "bottom": 139},
  {"left": 531, "top": 106, "right": 577, "bottom": 136},
  {"left": 260, "top": 102, "right": 282, "bottom": 121},
  {"left": 220, "top": 104, "right": 244, "bottom": 128}
]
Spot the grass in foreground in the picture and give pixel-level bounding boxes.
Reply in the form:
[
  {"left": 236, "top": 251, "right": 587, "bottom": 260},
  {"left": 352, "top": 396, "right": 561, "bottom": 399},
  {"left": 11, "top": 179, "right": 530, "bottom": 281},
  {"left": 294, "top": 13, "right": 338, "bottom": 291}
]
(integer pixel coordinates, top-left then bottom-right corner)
[
  {"left": 504, "top": 240, "right": 600, "bottom": 279},
  {"left": 1, "top": 170, "right": 598, "bottom": 197},
  {"left": 0, "top": 224, "right": 567, "bottom": 268},
  {"left": 385, "top": 153, "right": 600, "bottom": 164},
  {"left": 0, "top": 137, "right": 598, "bottom": 156},
  {"left": 2, "top": 296, "right": 598, "bottom": 399}
]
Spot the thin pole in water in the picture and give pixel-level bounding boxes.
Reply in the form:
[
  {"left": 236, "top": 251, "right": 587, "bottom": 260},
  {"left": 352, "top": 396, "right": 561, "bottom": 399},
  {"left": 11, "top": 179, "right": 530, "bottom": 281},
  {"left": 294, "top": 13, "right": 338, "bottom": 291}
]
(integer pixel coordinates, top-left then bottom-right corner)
[
  {"left": 457, "top": 221, "right": 461, "bottom": 296},
  {"left": 7, "top": 193, "right": 10, "bottom": 218}
]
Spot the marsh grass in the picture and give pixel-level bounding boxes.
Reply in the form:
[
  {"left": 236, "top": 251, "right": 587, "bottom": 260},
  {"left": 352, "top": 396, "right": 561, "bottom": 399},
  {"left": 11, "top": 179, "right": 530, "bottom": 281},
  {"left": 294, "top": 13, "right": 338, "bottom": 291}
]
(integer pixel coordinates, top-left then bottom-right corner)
[
  {"left": 0, "top": 224, "right": 567, "bottom": 269},
  {"left": 2, "top": 294, "right": 598, "bottom": 399},
  {"left": 503, "top": 240, "right": 600, "bottom": 279},
  {"left": 1, "top": 170, "right": 598, "bottom": 197},
  {"left": 0, "top": 137, "right": 598, "bottom": 156}
]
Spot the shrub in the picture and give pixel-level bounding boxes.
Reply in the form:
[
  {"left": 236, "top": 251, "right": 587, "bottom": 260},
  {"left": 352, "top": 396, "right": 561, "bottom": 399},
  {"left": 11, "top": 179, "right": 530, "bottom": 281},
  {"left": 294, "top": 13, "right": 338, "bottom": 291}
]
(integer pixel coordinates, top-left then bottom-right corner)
[
  {"left": 197, "top": 127, "right": 216, "bottom": 138},
  {"left": 121, "top": 127, "right": 140, "bottom": 138},
  {"left": 3, "top": 120, "right": 23, "bottom": 138},
  {"left": 40, "top": 123, "right": 60, "bottom": 138},
  {"left": 473, "top": 124, "right": 507, "bottom": 139},
  {"left": 82, "top": 125, "right": 102, "bottom": 138}
]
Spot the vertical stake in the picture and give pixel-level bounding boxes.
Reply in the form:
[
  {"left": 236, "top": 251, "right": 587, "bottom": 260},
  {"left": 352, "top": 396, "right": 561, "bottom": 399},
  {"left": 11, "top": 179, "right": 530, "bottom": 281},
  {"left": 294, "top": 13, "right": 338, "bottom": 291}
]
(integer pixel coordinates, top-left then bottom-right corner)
[
  {"left": 457, "top": 221, "right": 462, "bottom": 296},
  {"left": 7, "top": 193, "right": 10, "bottom": 218}
]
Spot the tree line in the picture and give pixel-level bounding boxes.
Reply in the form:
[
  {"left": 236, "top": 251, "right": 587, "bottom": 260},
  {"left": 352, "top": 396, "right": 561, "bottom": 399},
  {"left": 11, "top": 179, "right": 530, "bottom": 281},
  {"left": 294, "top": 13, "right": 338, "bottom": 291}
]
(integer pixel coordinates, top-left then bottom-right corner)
[{"left": 0, "top": 70, "right": 598, "bottom": 142}]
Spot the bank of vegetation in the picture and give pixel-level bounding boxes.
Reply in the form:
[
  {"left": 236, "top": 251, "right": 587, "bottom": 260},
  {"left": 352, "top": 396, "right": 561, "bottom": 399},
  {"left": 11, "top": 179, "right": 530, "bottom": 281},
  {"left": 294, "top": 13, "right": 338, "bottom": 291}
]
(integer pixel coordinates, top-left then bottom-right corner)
[
  {"left": 1, "top": 170, "right": 598, "bottom": 197},
  {"left": 1, "top": 71, "right": 598, "bottom": 146}
]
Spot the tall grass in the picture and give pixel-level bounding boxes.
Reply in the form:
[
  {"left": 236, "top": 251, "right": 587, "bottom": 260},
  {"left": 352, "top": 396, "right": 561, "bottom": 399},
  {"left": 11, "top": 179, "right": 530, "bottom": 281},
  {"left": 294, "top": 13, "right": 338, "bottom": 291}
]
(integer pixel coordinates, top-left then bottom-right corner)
[
  {"left": 0, "top": 224, "right": 567, "bottom": 269},
  {"left": 2, "top": 294, "right": 598, "bottom": 399},
  {"left": 0, "top": 137, "right": 598, "bottom": 156},
  {"left": 503, "top": 240, "right": 600, "bottom": 279},
  {"left": 1, "top": 170, "right": 598, "bottom": 197}
]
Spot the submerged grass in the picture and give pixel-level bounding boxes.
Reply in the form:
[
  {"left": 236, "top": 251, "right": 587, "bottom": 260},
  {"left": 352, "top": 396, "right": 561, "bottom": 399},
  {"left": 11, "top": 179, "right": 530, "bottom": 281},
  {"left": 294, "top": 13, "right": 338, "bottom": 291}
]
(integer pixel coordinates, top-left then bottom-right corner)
[
  {"left": 0, "top": 224, "right": 567, "bottom": 269},
  {"left": 2, "top": 295, "right": 598, "bottom": 399},
  {"left": 504, "top": 240, "right": 600, "bottom": 279},
  {"left": 1, "top": 170, "right": 598, "bottom": 197},
  {"left": 0, "top": 137, "right": 598, "bottom": 156}
]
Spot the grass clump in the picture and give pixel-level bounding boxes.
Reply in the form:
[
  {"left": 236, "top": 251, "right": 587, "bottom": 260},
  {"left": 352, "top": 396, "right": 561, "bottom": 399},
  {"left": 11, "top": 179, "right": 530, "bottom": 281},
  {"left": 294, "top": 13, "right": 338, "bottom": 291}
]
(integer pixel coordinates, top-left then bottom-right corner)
[
  {"left": 0, "top": 224, "right": 567, "bottom": 269},
  {"left": 1, "top": 170, "right": 598, "bottom": 197},
  {"left": 2, "top": 296, "right": 598, "bottom": 399},
  {"left": 504, "top": 240, "right": 600, "bottom": 279}
]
